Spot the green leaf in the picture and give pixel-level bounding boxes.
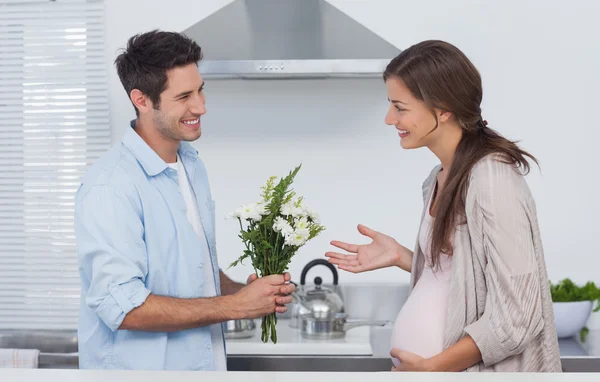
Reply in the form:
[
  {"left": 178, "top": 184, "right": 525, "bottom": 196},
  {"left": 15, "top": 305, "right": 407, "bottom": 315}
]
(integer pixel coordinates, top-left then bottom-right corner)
[
  {"left": 550, "top": 279, "right": 600, "bottom": 301},
  {"left": 260, "top": 176, "right": 278, "bottom": 202},
  {"left": 228, "top": 253, "right": 249, "bottom": 269},
  {"left": 581, "top": 326, "right": 589, "bottom": 342},
  {"left": 550, "top": 278, "right": 600, "bottom": 316}
]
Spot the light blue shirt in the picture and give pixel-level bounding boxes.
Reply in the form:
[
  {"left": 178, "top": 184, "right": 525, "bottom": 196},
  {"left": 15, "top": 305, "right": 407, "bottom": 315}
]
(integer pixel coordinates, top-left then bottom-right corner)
[{"left": 74, "top": 123, "right": 224, "bottom": 370}]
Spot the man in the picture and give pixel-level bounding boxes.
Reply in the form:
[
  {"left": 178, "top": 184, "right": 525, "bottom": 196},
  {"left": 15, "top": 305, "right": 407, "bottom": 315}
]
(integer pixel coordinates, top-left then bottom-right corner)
[{"left": 74, "top": 30, "right": 295, "bottom": 371}]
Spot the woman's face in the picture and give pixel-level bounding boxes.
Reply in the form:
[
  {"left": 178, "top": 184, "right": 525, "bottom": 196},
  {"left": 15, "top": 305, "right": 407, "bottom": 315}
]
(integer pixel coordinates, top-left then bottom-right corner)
[{"left": 384, "top": 77, "right": 441, "bottom": 150}]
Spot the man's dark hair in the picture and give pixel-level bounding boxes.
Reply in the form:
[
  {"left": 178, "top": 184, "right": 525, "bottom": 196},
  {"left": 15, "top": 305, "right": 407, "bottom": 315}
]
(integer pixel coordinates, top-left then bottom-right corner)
[{"left": 115, "top": 30, "right": 203, "bottom": 116}]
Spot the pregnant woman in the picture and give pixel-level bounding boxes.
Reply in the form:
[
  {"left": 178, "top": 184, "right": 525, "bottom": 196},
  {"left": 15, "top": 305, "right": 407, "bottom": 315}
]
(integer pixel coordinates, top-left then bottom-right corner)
[{"left": 325, "top": 40, "right": 561, "bottom": 372}]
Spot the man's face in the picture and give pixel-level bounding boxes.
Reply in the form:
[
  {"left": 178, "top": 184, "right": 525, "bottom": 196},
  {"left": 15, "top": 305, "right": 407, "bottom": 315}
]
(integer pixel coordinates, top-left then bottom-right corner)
[{"left": 151, "top": 63, "right": 206, "bottom": 142}]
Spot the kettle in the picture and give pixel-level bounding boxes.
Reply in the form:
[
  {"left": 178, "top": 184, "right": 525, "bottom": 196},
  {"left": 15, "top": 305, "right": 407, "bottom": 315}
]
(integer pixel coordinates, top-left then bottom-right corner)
[{"left": 289, "top": 259, "right": 344, "bottom": 328}]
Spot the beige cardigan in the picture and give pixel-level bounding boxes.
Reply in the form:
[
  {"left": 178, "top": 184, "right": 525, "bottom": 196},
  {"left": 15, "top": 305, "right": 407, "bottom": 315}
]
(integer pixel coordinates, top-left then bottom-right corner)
[{"left": 410, "top": 156, "right": 561, "bottom": 372}]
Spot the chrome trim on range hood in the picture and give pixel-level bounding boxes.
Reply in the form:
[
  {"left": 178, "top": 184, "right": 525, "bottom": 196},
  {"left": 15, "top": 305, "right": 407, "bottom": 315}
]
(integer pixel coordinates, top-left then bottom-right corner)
[{"left": 182, "top": 0, "right": 401, "bottom": 78}]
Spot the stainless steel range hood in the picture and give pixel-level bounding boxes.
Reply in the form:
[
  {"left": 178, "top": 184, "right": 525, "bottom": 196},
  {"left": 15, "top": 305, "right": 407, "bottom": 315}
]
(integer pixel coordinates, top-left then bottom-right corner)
[{"left": 182, "top": 0, "right": 401, "bottom": 79}]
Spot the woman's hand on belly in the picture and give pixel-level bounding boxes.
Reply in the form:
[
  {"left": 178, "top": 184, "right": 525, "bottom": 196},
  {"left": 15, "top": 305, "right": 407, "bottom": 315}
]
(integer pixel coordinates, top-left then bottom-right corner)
[
  {"left": 391, "top": 335, "right": 483, "bottom": 372},
  {"left": 390, "top": 349, "right": 432, "bottom": 372}
]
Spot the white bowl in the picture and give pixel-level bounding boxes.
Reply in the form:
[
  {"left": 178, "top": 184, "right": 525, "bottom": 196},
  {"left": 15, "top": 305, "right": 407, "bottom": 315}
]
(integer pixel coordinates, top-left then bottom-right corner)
[{"left": 553, "top": 301, "right": 593, "bottom": 339}]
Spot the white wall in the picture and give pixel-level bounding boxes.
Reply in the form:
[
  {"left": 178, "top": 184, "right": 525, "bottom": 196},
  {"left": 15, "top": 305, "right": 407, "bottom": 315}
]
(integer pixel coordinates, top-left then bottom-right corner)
[{"left": 105, "top": 0, "right": 600, "bottom": 288}]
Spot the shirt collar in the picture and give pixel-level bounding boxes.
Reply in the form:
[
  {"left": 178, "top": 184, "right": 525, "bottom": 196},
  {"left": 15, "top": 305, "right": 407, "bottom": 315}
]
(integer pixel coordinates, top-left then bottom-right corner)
[{"left": 122, "top": 120, "right": 200, "bottom": 176}]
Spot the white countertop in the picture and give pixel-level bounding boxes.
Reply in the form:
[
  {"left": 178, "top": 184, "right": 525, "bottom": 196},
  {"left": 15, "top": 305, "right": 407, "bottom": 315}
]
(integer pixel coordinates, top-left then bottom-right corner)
[
  {"left": 1, "top": 369, "right": 600, "bottom": 382},
  {"left": 226, "top": 319, "right": 373, "bottom": 356}
]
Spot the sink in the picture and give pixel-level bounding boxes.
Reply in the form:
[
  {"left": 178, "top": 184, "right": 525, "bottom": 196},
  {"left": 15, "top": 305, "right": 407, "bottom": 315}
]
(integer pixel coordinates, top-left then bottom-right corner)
[
  {"left": 0, "top": 330, "right": 79, "bottom": 368},
  {"left": 0, "top": 330, "right": 78, "bottom": 353}
]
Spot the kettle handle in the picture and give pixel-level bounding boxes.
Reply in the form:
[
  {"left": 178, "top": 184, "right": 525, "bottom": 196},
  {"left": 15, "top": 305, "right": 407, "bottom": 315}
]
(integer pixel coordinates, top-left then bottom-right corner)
[{"left": 300, "top": 259, "right": 339, "bottom": 286}]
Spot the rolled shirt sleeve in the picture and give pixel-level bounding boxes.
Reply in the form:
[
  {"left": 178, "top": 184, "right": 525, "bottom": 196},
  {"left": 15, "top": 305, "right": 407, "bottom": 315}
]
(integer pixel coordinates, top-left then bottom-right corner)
[{"left": 75, "top": 185, "right": 151, "bottom": 331}]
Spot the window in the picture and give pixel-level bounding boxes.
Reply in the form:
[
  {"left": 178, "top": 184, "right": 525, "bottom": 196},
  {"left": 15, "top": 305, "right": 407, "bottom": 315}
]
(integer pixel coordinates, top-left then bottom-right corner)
[{"left": 0, "top": 0, "right": 110, "bottom": 330}]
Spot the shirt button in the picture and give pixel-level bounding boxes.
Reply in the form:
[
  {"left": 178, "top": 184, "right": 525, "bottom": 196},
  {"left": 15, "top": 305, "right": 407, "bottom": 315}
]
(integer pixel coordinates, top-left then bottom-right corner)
[{"left": 198, "top": 264, "right": 204, "bottom": 269}]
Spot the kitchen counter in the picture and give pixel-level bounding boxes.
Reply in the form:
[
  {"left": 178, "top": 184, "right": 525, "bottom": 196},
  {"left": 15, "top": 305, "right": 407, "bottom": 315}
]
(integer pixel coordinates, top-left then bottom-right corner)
[
  {"left": 4, "top": 320, "right": 600, "bottom": 372},
  {"left": 226, "top": 323, "right": 600, "bottom": 372},
  {"left": 1, "top": 369, "right": 600, "bottom": 381}
]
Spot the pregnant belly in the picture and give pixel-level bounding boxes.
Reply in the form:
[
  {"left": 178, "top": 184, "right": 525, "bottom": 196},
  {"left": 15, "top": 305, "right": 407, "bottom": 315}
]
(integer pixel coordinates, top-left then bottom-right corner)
[{"left": 390, "top": 271, "right": 451, "bottom": 366}]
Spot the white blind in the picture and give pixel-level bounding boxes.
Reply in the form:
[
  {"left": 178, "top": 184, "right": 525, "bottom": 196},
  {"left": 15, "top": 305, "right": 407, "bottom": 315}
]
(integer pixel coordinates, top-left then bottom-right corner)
[{"left": 0, "top": 0, "right": 110, "bottom": 330}]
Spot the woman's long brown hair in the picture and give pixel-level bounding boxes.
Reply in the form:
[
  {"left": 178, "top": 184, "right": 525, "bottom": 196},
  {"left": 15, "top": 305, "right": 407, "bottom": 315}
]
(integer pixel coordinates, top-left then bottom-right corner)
[{"left": 383, "top": 40, "right": 538, "bottom": 266}]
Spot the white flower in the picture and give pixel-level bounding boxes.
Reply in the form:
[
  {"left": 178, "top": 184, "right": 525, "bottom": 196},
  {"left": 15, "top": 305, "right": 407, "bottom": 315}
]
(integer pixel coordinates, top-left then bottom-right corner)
[
  {"left": 255, "top": 202, "right": 268, "bottom": 216},
  {"left": 293, "top": 207, "right": 307, "bottom": 218},
  {"left": 280, "top": 201, "right": 294, "bottom": 216},
  {"left": 285, "top": 228, "right": 310, "bottom": 246},
  {"left": 273, "top": 216, "right": 294, "bottom": 236},
  {"left": 226, "top": 209, "right": 241, "bottom": 219},
  {"left": 303, "top": 206, "right": 321, "bottom": 224},
  {"left": 294, "top": 216, "right": 310, "bottom": 230},
  {"left": 281, "top": 200, "right": 305, "bottom": 218},
  {"left": 239, "top": 203, "right": 264, "bottom": 222}
]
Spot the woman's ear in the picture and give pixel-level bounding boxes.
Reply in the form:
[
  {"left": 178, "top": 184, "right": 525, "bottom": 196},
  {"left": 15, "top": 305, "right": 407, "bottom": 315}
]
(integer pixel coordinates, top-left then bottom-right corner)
[{"left": 437, "top": 109, "right": 453, "bottom": 124}]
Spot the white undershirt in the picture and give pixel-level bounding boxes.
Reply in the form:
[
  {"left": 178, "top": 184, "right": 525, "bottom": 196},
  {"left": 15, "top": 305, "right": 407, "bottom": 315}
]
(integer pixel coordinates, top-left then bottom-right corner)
[{"left": 167, "top": 155, "right": 226, "bottom": 371}]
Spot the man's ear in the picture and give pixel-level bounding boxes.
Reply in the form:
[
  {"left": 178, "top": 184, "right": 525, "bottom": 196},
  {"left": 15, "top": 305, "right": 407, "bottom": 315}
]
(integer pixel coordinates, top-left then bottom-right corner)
[{"left": 130, "top": 89, "right": 152, "bottom": 114}]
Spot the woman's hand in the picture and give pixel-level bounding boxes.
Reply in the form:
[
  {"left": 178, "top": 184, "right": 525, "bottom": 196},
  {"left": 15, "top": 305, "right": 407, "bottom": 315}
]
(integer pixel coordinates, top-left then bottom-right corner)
[
  {"left": 325, "top": 224, "right": 412, "bottom": 273},
  {"left": 390, "top": 349, "right": 433, "bottom": 372},
  {"left": 391, "top": 335, "right": 482, "bottom": 372}
]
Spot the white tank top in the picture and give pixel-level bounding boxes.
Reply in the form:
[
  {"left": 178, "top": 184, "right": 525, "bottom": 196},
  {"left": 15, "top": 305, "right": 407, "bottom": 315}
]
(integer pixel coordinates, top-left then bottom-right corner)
[
  {"left": 167, "top": 155, "right": 226, "bottom": 371},
  {"left": 390, "top": 187, "right": 453, "bottom": 366}
]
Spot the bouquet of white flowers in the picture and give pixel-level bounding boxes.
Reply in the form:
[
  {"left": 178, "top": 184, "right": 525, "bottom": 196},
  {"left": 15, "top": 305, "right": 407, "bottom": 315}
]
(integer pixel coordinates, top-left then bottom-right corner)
[{"left": 228, "top": 164, "right": 325, "bottom": 343}]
